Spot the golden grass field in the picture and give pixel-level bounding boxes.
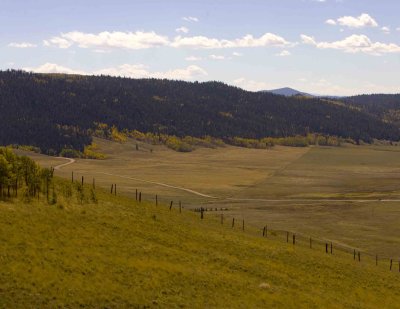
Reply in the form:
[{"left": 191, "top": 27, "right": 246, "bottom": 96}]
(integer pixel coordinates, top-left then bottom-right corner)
[
  {"left": 1, "top": 177, "right": 400, "bottom": 308},
  {"left": 15, "top": 137, "right": 400, "bottom": 258}
]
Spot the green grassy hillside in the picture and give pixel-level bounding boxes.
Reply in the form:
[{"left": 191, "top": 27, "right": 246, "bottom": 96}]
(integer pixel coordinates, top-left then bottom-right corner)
[
  {"left": 1, "top": 178, "right": 399, "bottom": 308},
  {"left": 32, "top": 138, "right": 400, "bottom": 258}
]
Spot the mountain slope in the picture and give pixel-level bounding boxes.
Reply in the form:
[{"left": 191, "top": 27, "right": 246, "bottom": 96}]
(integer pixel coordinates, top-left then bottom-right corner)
[
  {"left": 342, "top": 94, "right": 400, "bottom": 125},
  {"left": 0, "top": 70, "right": 399, "bottom": 154},
  {"left": 263, "top": 87, "right": 311, "bottom": 97},
  {"left": 1, "top": 177, "right": 400, "bottom": 308}
]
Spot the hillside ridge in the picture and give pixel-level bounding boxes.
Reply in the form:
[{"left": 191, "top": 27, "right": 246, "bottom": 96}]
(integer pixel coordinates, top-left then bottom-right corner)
[{"left": 1, "top": 70, "right": 399, "bottom": 154}]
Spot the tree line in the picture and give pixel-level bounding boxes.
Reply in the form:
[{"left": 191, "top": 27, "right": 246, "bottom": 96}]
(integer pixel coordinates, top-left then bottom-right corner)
[{"left": 0, "top": 147, "right": 54, "bottom": 200}]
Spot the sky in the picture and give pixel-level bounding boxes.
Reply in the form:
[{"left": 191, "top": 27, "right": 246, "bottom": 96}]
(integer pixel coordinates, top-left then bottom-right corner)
[{"left": 1, "top": 0, "right": 400, "bottom": 96}]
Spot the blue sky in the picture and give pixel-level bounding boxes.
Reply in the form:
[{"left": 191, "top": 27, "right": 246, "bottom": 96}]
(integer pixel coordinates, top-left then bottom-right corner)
[{"left": 1, "top": 0, "right": 399, "bottom": 95}]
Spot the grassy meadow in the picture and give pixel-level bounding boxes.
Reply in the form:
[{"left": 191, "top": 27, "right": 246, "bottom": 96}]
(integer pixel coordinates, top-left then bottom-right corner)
[
  {"left": 14, "top": 138, "right": 400, "bottom": 258},
  {"left": 1, "top": 178, "right": 400, "bottom": 308}
]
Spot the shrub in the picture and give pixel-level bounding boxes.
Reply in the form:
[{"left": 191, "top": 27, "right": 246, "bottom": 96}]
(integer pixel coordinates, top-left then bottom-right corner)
[{"left": 60, "top": 148, "right": 82, "bottom": 158}]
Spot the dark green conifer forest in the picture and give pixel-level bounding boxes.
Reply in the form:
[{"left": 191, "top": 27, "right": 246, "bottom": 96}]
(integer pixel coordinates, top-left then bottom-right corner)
[{"left": 0, "top": 70, "right": 399, "bottom": 154}]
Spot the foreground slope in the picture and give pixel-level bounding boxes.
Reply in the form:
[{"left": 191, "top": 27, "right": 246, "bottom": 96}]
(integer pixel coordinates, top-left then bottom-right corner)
[{"left": 0, "top": 179, "right": 399, "bottom": 308}]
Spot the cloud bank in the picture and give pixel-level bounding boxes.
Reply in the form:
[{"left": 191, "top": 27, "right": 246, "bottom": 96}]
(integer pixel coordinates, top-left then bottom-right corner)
[
  {"left": 43, "top": 31, "right": 291, "bottom": 50},
  {"left": 301, "top": 34, "right": 400, "bottom": 55},
  {"left": 326, "top": 13, "right": 378, "bottom": 28},
  {"left": 23, "top": 63, "right": 208, "bottom": 81}
]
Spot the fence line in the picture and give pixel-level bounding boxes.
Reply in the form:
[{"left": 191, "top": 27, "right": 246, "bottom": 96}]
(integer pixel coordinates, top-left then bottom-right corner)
[{"left": 23, "top": 171, "right": 399, "bottom": 275}]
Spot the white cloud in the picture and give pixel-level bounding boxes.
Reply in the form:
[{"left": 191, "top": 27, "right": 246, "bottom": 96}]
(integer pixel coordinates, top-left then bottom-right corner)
[
  {"left": 24, "top": 63, "right": 86, "bottom": 75},
  {"left": 8, "top": 42, "right": 37, "bottom": 48},
  {"left": 397, "top": 27, "right": 400, "bottom": 32},
  {"left": 93, "top": 64, "right": 152, "bottom": 78},
  {"left": 154, "top": 65, "right": 207, "bottom": 80},
  {"left": 325, "top": 19, "right": 337, "bottom": 26},
  {"left": 44, "top": 30, "right": 291, "bottom": 51},
  {"left": 185, "top": 56, "right": 202, "bottom": 61},
  {"left": 23, "top": 63, "right": 207, "bottom": 81},
  {"left": 336, "top": 13, "right": 378, "bottom": 28},
  {"left": 301, "top": 34, "right": 400, "bottom": 55},
  {"left": 300, "top": 34, "right": 317, "bottom": 45},
  {"left": 43, "top": 37, "right": 73, "bottom": 48},
  {"left": 182, "top": 16, "right": 199, "bottom": 22},
  {"left": 171, "top": 32, "right": 290, "bottom": 49},
  {"left": 209, "top": 54, "right": 225, "bottom": 60},
  {"left": 175, "top": 26, "right": 189, "bottom": 34},
  {"left": 232, "top": 78, "right": 274, "bottom": 92},
  {"left": 95, "top": 64, "right": 207, "bottom": 80},
  {"left": 276, "top": 50, "right": 291, "bottom": 57},
  {"left": 232, "top": 51, "right": 243, "bottom": 57},
  {"left": 381, "top": 26, "right": 390, "bottom": 34},
  {"left": 44, "top": 31, "right": 169, "bottom": 50}
]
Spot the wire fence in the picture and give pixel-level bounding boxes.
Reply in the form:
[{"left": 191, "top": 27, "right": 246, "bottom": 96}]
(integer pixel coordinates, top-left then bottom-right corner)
[
  {"left": 20, "top": 169, "right": 398, "bottom": 276},
  {"left": 191, "top": 206, "right": 400, "bottom": 273}
]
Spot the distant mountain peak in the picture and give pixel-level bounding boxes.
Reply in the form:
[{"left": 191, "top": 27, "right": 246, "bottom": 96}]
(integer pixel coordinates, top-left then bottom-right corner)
[{"left": 262, "top": 87, "right": 311, "bottom": 97}]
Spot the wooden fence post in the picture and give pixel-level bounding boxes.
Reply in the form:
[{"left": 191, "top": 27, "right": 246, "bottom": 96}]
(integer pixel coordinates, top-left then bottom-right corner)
[
  {"left": 111, "top": 184, "right": 114, "bottom": 194},
  {"left": 72, "top": 171, "right": 74, "bottom": 183},
  {"left": 330, "top": 242, "right": 333, "bottom": 255},
  {"left": 81, "top": 176, "right": 84, "bottom": 186},
  {"left": 179, "top": 201, "right": 182, "bottom": 213},
  {"left": 353, "top": 249, "right": 356, "bottom": 260},
  {"left": 293, "top": 234, "right": 296, "bottom": 245},
  {"left": 221, "top": 214, "right": 224, "bottom": 225},
  {"left": 156, "top": 194, "right": 158, "bottom": 206},
  {"left": 169, "top": 201, "right": 173, "bottom": 210},
  {"left": 376, "top": 255, "right": 378, "bottom": 266},
  {"left": 390, "top": 259, "right": 393, "bottom": 271},
  {"left": 139, "top": 192, "right": 142, "bottom": 202},
  {"left": 200, "top": 208, "right": 204, "bottom": 219},
  {"left": 263, "top": 226, "right": 266, "bottom": 237},
  {"left": 242, "top": 219, "right": 245, "bottom": 231},
  {"left": 93, "top": 178, "right": 95, "bottom": 189},
  {"left": 310, "top": 238, "right": 312, "bottom": 249},
  {"left": 232, "top": 218, "right": 235, "bottom": 228},
  {"left": 326, "top": 243, "right": 328, "bottom": 254}
]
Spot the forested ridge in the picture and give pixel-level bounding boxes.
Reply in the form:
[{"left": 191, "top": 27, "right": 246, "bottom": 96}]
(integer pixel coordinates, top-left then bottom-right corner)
[
  {"left": 342, "top": 94, "right": 400, "bottom": 126},
  {"left": 0, "top": 70, "right": 399, "bottom": 154}
]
